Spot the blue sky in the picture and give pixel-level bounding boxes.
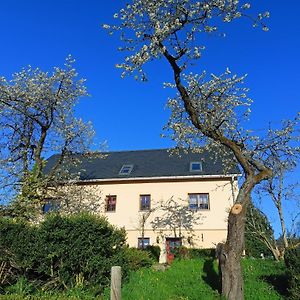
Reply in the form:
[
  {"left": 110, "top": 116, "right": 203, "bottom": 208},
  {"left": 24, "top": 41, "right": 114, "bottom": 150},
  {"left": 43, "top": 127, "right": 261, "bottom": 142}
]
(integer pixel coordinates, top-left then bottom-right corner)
[{"left": 0, "top": 1, "right": 299, "bottom": 236}]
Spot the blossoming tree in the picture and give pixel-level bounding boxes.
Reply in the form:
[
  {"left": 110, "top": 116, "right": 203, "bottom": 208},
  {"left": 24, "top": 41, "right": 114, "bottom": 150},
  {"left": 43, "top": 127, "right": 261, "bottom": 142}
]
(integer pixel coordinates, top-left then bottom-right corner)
[
  {"left": 104, "top": 1, "right": 300, "bottom": 299},
  {"left": 0, "top": 56, "right": 95, "bottom": 219}
]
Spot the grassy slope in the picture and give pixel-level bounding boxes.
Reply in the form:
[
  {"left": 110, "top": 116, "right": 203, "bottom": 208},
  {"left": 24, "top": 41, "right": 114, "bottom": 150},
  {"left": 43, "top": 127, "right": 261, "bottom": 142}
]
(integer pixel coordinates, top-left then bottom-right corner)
[
  {"left": 0, "top": 258, "right": 287, "bottom": 300},
  {"left": 113, "top": 259, "right": 286, "bottom": 300}
]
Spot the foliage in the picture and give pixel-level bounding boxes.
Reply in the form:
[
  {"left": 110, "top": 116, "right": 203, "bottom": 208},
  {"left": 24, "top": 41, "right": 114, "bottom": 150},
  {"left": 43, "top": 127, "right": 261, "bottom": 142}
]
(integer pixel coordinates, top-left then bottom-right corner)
[
  {"left": 284, "top": 247, "right": 300, "bottom": 299},
  {"left": 188, "top": 248, "right": 216, "bottom": 259},
  {"left": 174, "top": 247, "right": 216, "bottom": 260},
  {"left": 245, "top": 203, "right": 277, "bottom": 258},
  {"left": 0, "top": 258, "right": 287, "bottom": 299},
  {"left": 256, "top": 158, "right": 300, "bottom": 254},
  {"left": 122, "top": 247, "right": 154, "bottom": 273},
  {"left": 105, "top": 2, "right": 299, "bottom": 298},
  {"left": 174, "top": 246, "right": 190, "bottom": 259},
  {"left": 0, "top": 213, "right": 127, "bottom": 293},
  {"left": 0, "top": 218, "right": 38, "bottom": 286},
  {"left": 0, "top": 57, "right": 95, "bottom": 218},
  {"left": 5, "top": 277, "right": 34, "bottom": 297},
  {"left": 144, "top": 245, "right": 161, "bottom": 262}
]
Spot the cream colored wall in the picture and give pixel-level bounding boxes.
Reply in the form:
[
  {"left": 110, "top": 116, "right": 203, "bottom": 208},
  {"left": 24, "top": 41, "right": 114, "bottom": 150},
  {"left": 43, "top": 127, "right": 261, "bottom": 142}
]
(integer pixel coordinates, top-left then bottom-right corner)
[
  {"left": 126, "top": 229, "right": 227, "bottom": 249},
  {"left": 78, "top": 178, "right": 235, "bottom": 250}
]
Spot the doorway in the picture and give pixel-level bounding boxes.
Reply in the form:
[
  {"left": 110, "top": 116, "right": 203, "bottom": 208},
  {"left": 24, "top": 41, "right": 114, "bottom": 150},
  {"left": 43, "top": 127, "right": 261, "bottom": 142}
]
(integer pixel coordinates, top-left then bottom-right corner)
[{"left": 166, "top": 237, "right": 182, "bottom": 264}]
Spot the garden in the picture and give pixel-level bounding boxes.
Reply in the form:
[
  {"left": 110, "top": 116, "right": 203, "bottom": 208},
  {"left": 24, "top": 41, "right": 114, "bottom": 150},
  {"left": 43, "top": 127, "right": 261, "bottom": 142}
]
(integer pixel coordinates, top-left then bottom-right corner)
[{"left": 0, "top": 213, "right": 299, "bottom": 299}]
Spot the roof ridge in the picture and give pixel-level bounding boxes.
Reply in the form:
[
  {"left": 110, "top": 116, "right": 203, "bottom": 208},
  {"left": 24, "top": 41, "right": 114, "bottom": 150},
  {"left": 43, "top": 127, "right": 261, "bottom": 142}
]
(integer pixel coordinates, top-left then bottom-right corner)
[{"left": 101, "top": 148, "right": 171, "bottom": 154}]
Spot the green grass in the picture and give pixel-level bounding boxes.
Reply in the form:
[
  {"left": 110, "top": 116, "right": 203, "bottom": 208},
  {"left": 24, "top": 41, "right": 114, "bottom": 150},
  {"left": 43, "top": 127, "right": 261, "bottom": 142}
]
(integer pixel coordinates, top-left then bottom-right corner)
[
  {"left": 1, "top": 258, "right": 287, "bottom": 300},
  {"left": 0, "top": 289, "right": 100, "bottom": 300},
  {"left": 111, "top": 259, "right": 221, "bottom": 300},
  {"left": 104, "top": 258, "right": 287, "bottom": 300},
  {"left": 243, "top": 259, "right": 287, "bottom": 300}
]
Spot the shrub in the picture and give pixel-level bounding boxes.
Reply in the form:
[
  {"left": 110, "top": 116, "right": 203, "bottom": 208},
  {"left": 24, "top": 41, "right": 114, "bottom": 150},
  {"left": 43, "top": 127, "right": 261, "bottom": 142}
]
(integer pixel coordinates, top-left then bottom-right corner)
[
  {"left": 174, "top": 246, "right": 189, "bottom": 259},
  {"left": 144, "top": 245, "right": 160, "bottom": 262},
  {"left": 188, "top": 248, "right": 215, "bottom": 259},
  {"left": 0, "top": 218, "right": 38, "bottom": 287},
  {"left": 0, "top": 213, "right": 127, "bottom": 292},
  {"left": 284, "top": 247, "right": 300, "bottom": 299},
  {"left": 37, "top": 213, "right": 127, "bottom": 290},
  {"left": 122, "top": 247, "right": 154, "bottom": 273}
]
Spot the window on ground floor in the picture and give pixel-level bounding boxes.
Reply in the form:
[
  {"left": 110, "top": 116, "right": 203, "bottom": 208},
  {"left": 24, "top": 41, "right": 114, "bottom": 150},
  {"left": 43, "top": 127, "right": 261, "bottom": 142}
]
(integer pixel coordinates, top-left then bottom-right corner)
[
  {"left": 138, "top": 237, "right": 150, "bottom": 249},
  {"left": 188, "top": 193, "right": 210, "bottom": 210},
  {"left": 105, "top": 195, "right": 117, "bottom": 212}
]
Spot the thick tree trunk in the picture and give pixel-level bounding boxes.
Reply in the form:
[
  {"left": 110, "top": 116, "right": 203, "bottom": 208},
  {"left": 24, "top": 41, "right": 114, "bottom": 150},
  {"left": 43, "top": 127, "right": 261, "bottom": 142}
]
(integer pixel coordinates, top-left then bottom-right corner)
[{"left": 219, "top": 203, "right": 246, "bottom": 300}]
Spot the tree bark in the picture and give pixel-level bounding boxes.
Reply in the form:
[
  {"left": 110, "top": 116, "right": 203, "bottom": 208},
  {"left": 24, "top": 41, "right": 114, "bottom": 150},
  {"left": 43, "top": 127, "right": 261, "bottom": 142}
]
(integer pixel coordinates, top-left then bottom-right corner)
[
  {"left": 277, "top": 200, "right": 289, "bottom": 250},
  {"left": 219, "top": 203, "right": 246, "bottom": 300},
  {"left": 158, "top": 38, "right": 272, "bottom": 300}
]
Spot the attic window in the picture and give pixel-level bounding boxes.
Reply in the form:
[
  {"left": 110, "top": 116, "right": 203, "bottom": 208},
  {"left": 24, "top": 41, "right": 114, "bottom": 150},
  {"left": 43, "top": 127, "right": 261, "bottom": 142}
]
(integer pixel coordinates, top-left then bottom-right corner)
[
  {"left": 119, "top": 164, "right": 133, "bottom": 175},
  {"left": 190, "top": 161, "right": 202, "bottom": 172}
]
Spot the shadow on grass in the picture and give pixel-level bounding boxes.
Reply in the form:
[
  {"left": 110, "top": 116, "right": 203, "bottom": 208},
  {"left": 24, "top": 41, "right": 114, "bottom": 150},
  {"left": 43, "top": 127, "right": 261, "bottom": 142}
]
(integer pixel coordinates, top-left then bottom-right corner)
[
  {"left": 260, "top": 274, "right": 288, "bottom": 297},
  {"left": 202, "top": 258, "right": 221, "bottom": 293}
]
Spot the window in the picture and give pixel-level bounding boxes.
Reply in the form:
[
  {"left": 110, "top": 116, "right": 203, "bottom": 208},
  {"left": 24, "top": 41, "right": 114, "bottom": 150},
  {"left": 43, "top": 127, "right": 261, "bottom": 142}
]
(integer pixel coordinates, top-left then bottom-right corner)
[
  {"left": 188, "top": 193, "right": 209, "bottom": 210},
  {"left": 190, "top": 161, "right": 202, "bottom": 172},
  {"left": 119, "top": 164, "right": 133, "bottom": 175},
  {"left": 42, "top": 199, "right": 60, "bottom": 214},
  {"left": 105, "top": 195, "right": 117, "bottom": 212},
  {"left": 138, "top": 237, "right": 150, "bottom": 249},
  {"left": 140, "top": 194, "right": 151, "bottom": 211}
]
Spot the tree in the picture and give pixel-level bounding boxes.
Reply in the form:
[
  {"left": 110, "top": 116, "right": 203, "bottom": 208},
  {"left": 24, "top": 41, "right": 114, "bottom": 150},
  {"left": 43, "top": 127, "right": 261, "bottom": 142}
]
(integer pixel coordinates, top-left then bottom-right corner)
[
  {"left": 257, "top": 159, "right": 300, "bottom": 255},
  {"left": 104, "top": 1, "right": 300, "bottom": 299},
  {"left": 245, "top": 202, "right": 280, "bottom": 260},
  {"left": 0, "top": 56, "right": 95, "bottom": 220}
]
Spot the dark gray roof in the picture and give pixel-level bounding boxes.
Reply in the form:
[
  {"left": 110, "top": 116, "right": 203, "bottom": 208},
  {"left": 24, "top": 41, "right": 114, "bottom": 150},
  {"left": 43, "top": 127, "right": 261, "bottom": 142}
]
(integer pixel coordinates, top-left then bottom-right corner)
[{"left": 44, "top": 148, "right": 240, "bottom": 181}]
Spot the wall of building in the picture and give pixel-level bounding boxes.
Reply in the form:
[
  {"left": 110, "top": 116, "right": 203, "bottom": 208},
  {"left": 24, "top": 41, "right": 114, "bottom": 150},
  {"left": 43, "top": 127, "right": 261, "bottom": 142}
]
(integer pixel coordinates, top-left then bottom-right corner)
[{"left": 74, "top": 177, "right": 237, "bottom": 252}]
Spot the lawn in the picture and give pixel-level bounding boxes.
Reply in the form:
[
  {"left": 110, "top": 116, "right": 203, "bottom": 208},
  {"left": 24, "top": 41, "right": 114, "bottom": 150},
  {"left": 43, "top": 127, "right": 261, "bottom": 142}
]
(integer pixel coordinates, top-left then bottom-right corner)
[
  {"left": 0, "top": 258, "right": 287, "bottom": 300},
  {"left": 107, "top": 258, "right": 286, "bottom": 300}
]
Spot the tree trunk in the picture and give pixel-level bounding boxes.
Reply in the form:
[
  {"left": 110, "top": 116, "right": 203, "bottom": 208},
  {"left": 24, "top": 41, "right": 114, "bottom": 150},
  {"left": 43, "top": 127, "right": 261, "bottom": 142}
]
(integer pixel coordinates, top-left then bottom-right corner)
[
  {"left": 218, "top": 203, "right": 247, "bottom": 300},
  {"left": 277, "top": 203, "right": 289, "bottom": 249}
]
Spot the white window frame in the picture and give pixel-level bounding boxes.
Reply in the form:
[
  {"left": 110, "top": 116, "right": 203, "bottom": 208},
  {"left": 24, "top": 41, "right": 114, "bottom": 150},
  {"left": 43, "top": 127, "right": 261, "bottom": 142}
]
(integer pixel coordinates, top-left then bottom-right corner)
[{"left": 188, "top": 193, "right": 210, "bottom": 210}]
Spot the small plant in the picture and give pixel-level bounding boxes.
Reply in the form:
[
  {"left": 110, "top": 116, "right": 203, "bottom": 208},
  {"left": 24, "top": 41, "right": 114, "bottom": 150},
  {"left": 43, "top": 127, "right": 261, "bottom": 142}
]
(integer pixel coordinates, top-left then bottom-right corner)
[
  {"left": 74, "top": 273, "right": 85, "bottom": 288},
  {"left": 5, "top": 276, "right": 34, "bottom": 296},
  {"left": 123, "top": 247, "right": 154, "bottom": 272}
]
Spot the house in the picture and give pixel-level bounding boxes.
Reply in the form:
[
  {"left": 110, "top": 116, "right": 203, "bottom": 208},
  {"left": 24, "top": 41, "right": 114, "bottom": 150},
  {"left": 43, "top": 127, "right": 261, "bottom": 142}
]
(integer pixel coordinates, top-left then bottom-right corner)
[{"left": 45, "top": 148, "right": 240, "bottom": 263}]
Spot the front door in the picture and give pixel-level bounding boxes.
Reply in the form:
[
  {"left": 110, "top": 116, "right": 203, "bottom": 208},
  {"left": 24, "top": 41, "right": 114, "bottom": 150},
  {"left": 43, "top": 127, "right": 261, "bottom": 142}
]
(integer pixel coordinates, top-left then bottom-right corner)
[{"left": 166, "top": 238, "right": 182, "bottom": 264}]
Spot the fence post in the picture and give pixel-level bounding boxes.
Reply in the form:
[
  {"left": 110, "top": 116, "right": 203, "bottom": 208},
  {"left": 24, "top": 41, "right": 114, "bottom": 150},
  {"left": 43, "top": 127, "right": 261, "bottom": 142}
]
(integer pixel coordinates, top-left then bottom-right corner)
[{"left": 110, "top": 266, "right": 121, "bottom": 300}]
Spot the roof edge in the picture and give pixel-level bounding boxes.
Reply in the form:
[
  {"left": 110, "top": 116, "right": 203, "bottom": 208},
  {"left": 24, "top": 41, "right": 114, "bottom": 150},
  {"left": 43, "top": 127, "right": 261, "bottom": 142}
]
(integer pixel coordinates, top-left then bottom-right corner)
[{"left": 66, "top": 173, "right": 241, "bottom": 184}]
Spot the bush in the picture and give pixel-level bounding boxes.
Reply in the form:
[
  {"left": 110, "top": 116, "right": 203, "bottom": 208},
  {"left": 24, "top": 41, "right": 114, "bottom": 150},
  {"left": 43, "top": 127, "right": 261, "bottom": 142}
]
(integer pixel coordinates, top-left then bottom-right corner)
[
  {"left": 0, "top": 213, "right": 127, "bottom": 292},
  {"left": 173, "top": 246, "right": 189, "bottom": 259},
  {"left": 144, "top": 245, "right": 160, "bottom": 262},
  {"left": 188, "top": 248, "right": 215, "bottom": 259},
  {"left": 284, "top": 247, "right": 300, "bottom": 299},
  {"left": 172, "top": 247, "right": 216, "bottom": 260},
  {"left": 122, "top": 248, "right": 154, "bottom": 273},
  {"left": 0, "top": 218, "right": 38, "bottom": 287}
]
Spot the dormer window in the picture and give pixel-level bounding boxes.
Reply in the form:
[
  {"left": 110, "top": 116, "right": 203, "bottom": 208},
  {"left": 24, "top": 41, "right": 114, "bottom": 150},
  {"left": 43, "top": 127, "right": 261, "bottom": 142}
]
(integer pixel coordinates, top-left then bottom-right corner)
[
  {"left": 190, "top": 161, "right": 202, "bottom": 172},
  {"left": 119, "top": 164, "right": 133, "bottom": 175}
]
